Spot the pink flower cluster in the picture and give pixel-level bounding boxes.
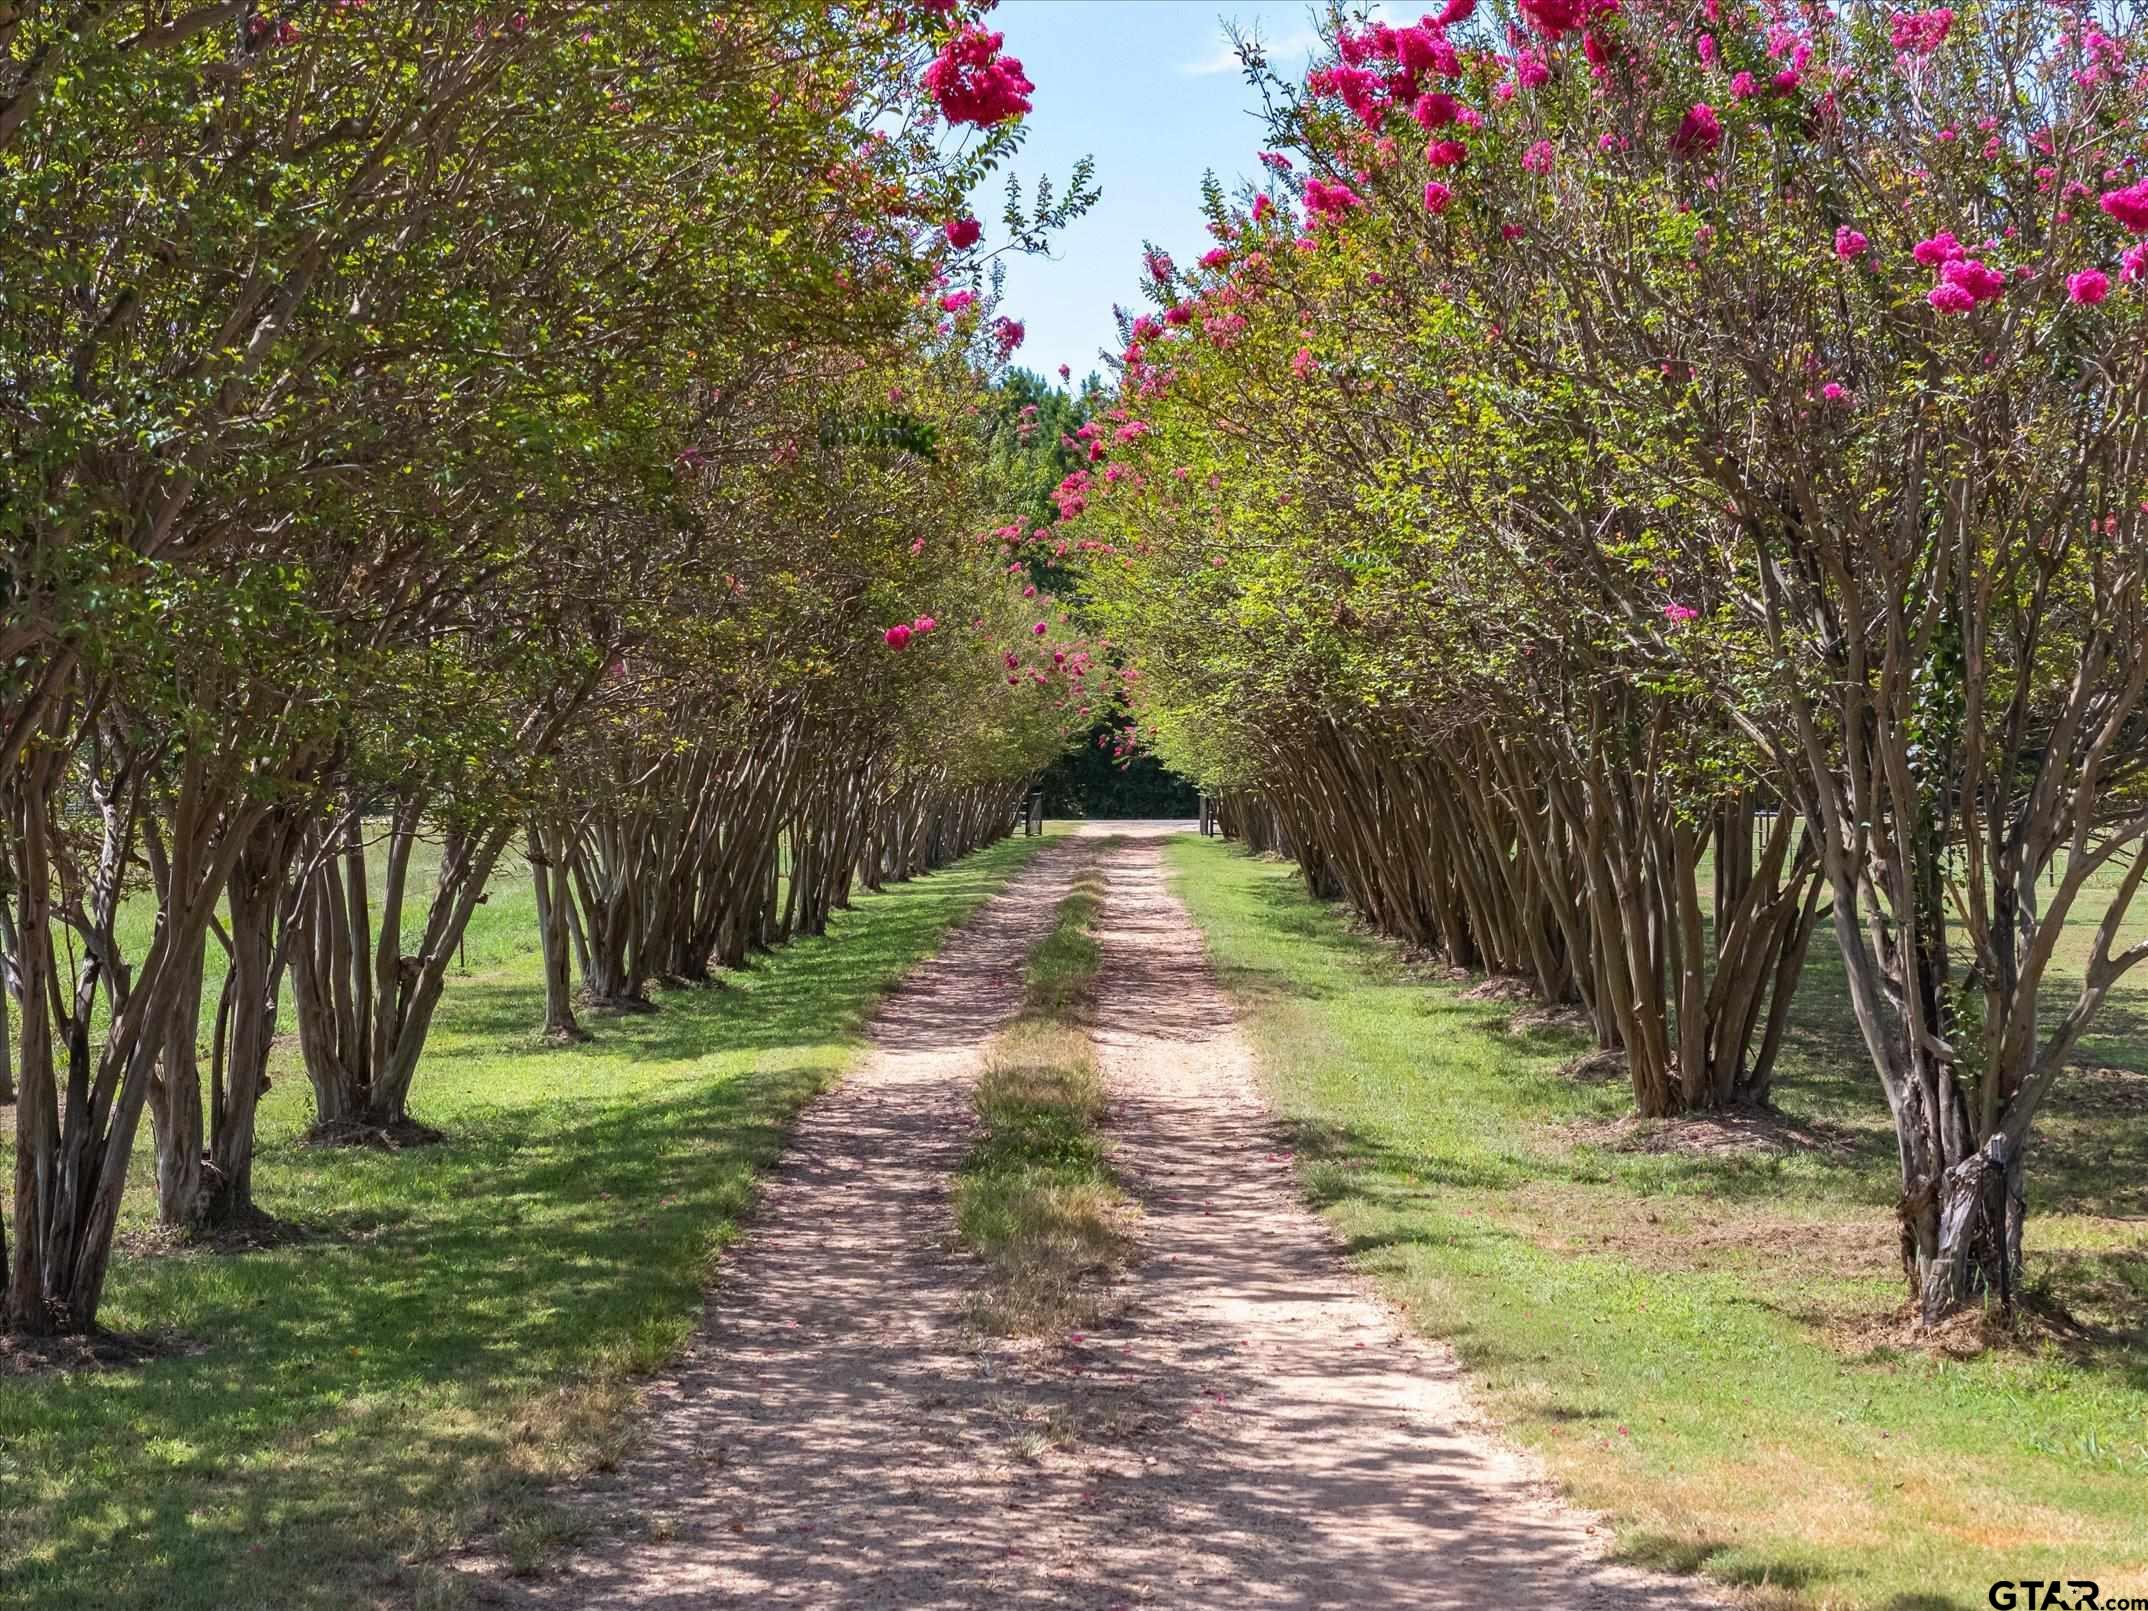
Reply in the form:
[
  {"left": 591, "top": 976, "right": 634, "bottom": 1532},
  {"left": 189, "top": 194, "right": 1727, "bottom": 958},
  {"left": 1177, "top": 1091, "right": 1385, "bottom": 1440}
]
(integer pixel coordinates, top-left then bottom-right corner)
[
  {"left": 1303, "top": 178, "right": 1365, "bottom": 220},
  {"left": 944, "top": 215, "right": 982, "bottom": 249},
  {"left": 1834, "top": 227, "right": 1868, "bottom": 261},
  {"left": 1921, "top": 239, "right": 2006, "bottom": 313},
  {"left": 2099, "top": 182, "right": 2148, "bottom": 234},
  {"left": 1888, "top": 8, "right": 1954, "bottom": 55},
  {"left": 1306, "top": 15, "right": 1467, "bottom": 131},
  {"left": 884, "top": 614, "right": 937, "bottom": 650},
  {"left": 924, "top": 27, "right": 1033, "bottom": 127},
  {"left": 1520, "top": 0, "right": 1589, "bottom": 37},
  {"left": 1671, "top": 103, "right": 1723, "bottom": 155},
  {"left": 1911, "top": 231, "right": 1963, "bottom": 267}
]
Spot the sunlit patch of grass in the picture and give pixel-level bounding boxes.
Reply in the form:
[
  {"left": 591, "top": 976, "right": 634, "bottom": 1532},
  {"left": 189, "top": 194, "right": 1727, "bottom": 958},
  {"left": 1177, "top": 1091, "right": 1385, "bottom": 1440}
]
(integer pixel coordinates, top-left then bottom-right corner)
[
  {"left": 1167, "top": 835, "right": 2148, "bottom": 1611},
  {"left": 957, "top": 862, "right": 1138, "bottom": 1336},
  {"left": 0, "top": 834, "right": 1048, "bottom": 1611}
]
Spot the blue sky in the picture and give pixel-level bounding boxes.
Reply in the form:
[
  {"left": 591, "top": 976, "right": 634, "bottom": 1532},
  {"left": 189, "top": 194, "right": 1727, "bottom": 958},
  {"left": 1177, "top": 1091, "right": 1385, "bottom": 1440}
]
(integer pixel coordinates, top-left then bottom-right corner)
[{"left": 977, "top": 1, "right": 1351, "bottom": 386}]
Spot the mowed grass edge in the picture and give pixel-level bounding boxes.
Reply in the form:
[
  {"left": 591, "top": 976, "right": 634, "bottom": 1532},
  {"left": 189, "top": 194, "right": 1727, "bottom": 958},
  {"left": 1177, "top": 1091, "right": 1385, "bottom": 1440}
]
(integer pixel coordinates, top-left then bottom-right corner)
[
  {"left": 1164, "top": 835, "right": 2148, "bottom": 1611},
  {"left": 0, "top": 833, "right": 1050, "bottom": 1611}
]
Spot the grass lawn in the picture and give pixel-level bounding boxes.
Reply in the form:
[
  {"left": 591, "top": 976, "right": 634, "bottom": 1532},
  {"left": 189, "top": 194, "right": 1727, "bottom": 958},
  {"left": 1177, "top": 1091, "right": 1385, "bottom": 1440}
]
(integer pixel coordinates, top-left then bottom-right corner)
[
  {"left": 1166, "top": 835, "right": 2148, "bottom": 1611},
  {"left": 0, "top": 832, "right": 1049, "bottom": 1611}
]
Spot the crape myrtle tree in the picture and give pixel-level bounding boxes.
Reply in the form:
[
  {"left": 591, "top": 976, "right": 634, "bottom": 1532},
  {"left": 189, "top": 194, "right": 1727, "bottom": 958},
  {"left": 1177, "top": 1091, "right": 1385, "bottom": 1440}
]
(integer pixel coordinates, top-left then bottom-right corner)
[
  {"left": 1068, "top": 150, "right": 1821, "bottom": 1118},
  {"left": 0, "top": 0, "right": 1084, "bottom": 1331},
  {"left": 1078, "top": 0, "right": 2148, "bottom": 1319},
  {"left": 524, "top": 336, "right": 1092, "bottom": 1031}
]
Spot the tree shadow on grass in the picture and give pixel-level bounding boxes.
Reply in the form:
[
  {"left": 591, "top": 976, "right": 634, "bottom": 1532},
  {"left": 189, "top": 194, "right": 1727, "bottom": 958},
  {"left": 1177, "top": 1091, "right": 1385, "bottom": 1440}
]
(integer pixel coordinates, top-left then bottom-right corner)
[{"left": 1614, "top": 1533, "right": 1836, "bottom": 1595}]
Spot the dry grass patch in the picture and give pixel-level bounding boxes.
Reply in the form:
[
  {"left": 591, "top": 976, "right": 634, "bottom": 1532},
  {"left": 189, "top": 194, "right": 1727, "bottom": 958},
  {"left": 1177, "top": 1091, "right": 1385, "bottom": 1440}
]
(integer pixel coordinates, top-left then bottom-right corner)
[
  {"left": 1557, "top": 1106, "right": 1863, "bottom": 1159},
  {"left": 1504, "top": 1180, "right": 1896, "bottom": 1285}
]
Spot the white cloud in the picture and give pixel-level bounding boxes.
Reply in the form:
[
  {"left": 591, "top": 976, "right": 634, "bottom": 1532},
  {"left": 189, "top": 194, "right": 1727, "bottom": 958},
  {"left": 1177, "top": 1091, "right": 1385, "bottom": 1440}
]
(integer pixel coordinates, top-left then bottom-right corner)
[
  {"left": 1180, "top": 2, "right": 1401, "bottom": 76},
  {"left": 1180, "top": 24, "right": 1323, "bottom": 76}
]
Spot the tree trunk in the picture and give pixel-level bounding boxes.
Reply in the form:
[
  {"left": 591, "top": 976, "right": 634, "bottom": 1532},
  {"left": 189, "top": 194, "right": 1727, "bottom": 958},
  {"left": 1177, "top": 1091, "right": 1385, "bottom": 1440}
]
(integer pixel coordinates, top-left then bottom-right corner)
[
  {"left": 148, "top": 928, "right": 208, "bottom": 1228},
  {"left": 530, "top": 824, "right": 585, "bottom": 1040},
  {"left": 294, "top": 802, "right": 514, "bottom": 1137}
]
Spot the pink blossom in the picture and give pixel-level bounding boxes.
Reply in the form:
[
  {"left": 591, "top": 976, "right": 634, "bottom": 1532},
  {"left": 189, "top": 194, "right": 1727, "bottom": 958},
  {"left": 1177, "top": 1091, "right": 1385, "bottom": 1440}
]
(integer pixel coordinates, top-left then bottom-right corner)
[
  {"left": 1926, "top": 282, "right": 1977, "bottom": 314},
  {"left": 1304, "top": 178, "right": 1366, "bottom": 218},
  {"left": 1032, "top": 621, "right": 1049, "bottom": 637},
  {"left": 2068, "top": 269, "right": 2111, "bottom": 304},
  {"left": 1939, "top": 256, "right": 2006, "bottom": 301},
  {"left": 944, "top": 216, "right": 982, "bottom": 249},
  {"left": 1423, "top": 180, "right": 1453, "bottom": 213},
  {"left": 1888, "top": 8, "right": 1953, "bottom": 55},
  {"left": 1696, "top": 33, "right": 1717, "bottom": 68},
  {"left": 1820, "top": 382, "right": 1849, "bottom": 404},
  {"left": 1199, "top": 247, "right": 1231, "bottom": 270},
  {"left": 1728, "top": 71, "right": 1757, "bottom": 99},
  {"left": 1671, "top": 103, "right": 1723, "bottom": 154},
  {"left": 924, "top": 27, "right": 1034, "bottom": 127},
  {"left": 939, "top": 290, "right": 976, "bottom": 313},
  {"left": 1519, "top": 0, "right": 1587, "bottom": 37},
  {"left": 1834, "top": 227, "right": 1869, "bottom": 261},
  {"left": 2099, "top": 182, "right": 2148, "bottom": 233},
  {"left": 2122, "top": 242, "right": 2148, "bottom": 282},
  {"left": 884, "top": 624, "right": 913, "bottom": 649},
  {"left": 991, "top": 315, "right": 1026, "bottom": 354},
  {"left": 1425, "top": 139, "right": 1468, "bottom": 168},
  {"left": 1522, "top": 139, "right": 1555, "bottom": 174},
  {"left": 913, "top": 616, "right": 938, "bottom": 633},
  {"left": 1411, "top": 91, "right": 1461, "bottom": 129},
  {"left": 1912, "top": 231, "right": 1964, "bottom": 266},
  {"left": 1663, "top": 603, "right": 1699, "bottom": 622},
  {"left": 1292, "top": 346, "right": 1316, "bottom": 378}
]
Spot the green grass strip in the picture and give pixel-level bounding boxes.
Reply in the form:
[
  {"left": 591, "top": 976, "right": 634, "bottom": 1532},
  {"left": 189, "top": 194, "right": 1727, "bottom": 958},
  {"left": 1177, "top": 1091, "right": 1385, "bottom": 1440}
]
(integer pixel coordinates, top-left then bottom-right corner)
[{"left": 955, "top": 855, "right": 1137, "bottom": 1336}]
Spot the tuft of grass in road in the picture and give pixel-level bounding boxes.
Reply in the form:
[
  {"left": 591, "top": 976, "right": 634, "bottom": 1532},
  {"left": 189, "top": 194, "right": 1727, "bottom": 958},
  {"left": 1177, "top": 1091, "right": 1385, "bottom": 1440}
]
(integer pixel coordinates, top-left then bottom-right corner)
[
  {"left": 1166, "top": 835, "right": 2148, "bottom": 1611},
  {"left": 957, "top": 858, "right": 1137, "bottom": 1336},
  {"left": 0, "top": 833, "right": 1048, "bottom": 1611}
]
